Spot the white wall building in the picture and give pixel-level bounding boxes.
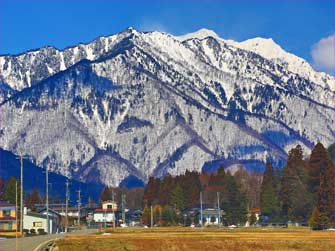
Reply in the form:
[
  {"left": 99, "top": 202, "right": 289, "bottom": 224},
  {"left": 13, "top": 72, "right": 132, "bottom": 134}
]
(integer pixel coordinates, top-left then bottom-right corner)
[{"left": 23, "top": 208, "right": 58, "bottom": 233}]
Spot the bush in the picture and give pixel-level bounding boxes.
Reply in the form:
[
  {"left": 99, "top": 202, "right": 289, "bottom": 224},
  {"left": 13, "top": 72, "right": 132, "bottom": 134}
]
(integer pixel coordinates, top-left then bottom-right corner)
[
  {"left": 37, "top": 228, "right": 46, "bottom": 235},
  {"left": 23, "top": 229, "right": 29, "bottom": 235},
  {"left": 30, "top": 228, "right": 36, "bottom": 234}
]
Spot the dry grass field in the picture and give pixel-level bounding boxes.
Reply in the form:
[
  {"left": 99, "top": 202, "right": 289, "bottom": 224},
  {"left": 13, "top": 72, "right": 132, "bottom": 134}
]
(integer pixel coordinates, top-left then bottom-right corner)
[{"left": 55, "top": 227, "right": 335, "bottom": 251}]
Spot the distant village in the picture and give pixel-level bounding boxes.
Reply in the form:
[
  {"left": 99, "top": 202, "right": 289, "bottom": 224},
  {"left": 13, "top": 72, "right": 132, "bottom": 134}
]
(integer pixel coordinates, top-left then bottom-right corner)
[{"left": 0, "top": 143, "right": 334, "bottom": 235}]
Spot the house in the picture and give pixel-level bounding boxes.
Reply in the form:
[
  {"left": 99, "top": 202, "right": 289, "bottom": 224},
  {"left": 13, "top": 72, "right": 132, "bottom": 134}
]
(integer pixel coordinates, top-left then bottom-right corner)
[
  {"left": 249, "top": 208, "right": 261, "bottom": 221},
  {"left": 0, "top": 201, "right": 17, "bottom": 231},
  {"left": 200, "top": 208, "right": 225, "bottom": 225},
  {"left": 125, "top": 209, "right": 142, "bottom": 226},
  {"left": 93, "top": 200, "right": 117, "bottom": 223},
  {"left": 183, "top": 207, "right": 225, "bottom": 226},
  {"left": 23, "top": 207, "right": 58, "bottom": 233}
]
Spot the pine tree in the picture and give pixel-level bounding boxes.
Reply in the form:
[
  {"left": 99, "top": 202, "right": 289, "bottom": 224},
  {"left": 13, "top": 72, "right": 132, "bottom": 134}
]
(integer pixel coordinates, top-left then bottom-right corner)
[
  {"left": 221, "top": 173, "right": 247, "bottom": 225},
  {"left": 308, "top": 207, "right": 320, "bottom": 230},
  {"left": 308, "top": 143, "right": 334, "bottom": 221},
  {"left": 25, "top": 187, "right": 42, "bottom": 211},
  {"left": 0, "top": 177, "right": 4, "bottom": 200},
  {"left": 260, "top": 161, "right": 280, "bottom": 221},
  {"left": 143, "top": 177, "right": 160, "bottom": 206},
  {"left": 99, "top": 187, "right": 113, "bottom": 202},
  {"left": 170, "top": 184, "right": 186, "bottom": 211},
  {"left": 3, "top": 176, "right": 21, "bottom": 204},
  {"left": 141, "top": 206, "right": 150, "bottom": 226},
  {"left": 280, "top": 145, "right": 311, "bottom": 221},
  {"left": 180, "top": 171, "right": 201, "bottom": 208}
]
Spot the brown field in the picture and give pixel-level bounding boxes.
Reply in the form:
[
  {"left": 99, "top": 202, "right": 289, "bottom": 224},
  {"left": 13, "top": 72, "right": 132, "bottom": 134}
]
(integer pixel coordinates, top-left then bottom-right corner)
[{"left": 55, "top": 227, "right": 335, "bottom": 251}]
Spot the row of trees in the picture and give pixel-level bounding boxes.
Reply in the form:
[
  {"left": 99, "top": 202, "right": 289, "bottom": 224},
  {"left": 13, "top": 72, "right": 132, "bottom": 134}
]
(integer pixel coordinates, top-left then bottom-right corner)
[
  {"left": 260, "top": 143, "right": 334, "bottom": 228},
  {"left": 141, "top": 142, "right": 334, "bottom": 228},
  {"left": 142, "top": 168, "right": 248, "bottom": 226}
]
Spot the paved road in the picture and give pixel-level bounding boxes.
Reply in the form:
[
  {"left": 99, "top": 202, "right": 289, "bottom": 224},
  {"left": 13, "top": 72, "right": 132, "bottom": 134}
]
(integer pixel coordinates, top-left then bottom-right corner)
[{"left": 0, "top": 229, "right": 98, "bottom": 251}]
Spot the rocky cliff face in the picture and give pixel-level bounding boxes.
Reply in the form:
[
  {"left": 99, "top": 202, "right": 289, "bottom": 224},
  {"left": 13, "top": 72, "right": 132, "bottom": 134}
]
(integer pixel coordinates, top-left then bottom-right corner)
[{"left": 0, "top": 28, "right": 333, "bottom": 186}]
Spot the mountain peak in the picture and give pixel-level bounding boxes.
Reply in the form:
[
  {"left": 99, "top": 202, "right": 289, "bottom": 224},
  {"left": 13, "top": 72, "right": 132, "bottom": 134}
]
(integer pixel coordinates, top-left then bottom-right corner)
[{"left": 177, "top": 28, "right": 221, "bottom": 41}]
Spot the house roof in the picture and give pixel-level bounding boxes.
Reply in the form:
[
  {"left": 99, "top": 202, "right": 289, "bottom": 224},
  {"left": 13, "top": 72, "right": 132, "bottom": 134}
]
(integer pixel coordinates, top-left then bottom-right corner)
[
  {"left": 0, "top": 201, "right": 15, "bottom": 208},
  {"left": 26, "top": 212, "right": 58, "bottom": 219},
  {"left": 250, "top": 208, "right": 261, "bottom": 214},
  {"left": 94, "top": 209, "right": 116, "bottom": 213}
]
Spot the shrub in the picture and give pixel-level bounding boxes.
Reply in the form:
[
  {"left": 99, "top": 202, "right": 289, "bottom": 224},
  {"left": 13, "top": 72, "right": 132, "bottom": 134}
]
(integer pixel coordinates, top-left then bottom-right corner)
[
  {"left": 37, "top": 228, "right": 46, "bottom": 235},
  {"left": 30, "top": 228, "right": 36, "bottom": 234}
]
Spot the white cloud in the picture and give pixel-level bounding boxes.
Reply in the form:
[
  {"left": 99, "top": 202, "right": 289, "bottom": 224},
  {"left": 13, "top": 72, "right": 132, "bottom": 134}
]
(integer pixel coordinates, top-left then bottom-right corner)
[
  {"left": 138, "top": 20, "right": 169, "bottom": 33},
  {"left": 311, "top": 34, "right": 334, "bottom": 74}
]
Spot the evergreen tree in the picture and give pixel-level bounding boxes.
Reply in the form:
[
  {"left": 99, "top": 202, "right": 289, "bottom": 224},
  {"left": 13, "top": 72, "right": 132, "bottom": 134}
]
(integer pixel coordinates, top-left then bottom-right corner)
[
  {"left": 25, "top": 187, "right": 42, "bottom": 211},
  {"left": 260, "top": 161, "right": 280, "bottom": 221},
  {"left": 170, "top": 184, "right": 186, "bottom": 211},
  {"left": 308, "top": 207, "right": 320, "bottom": 230},
  {"left": 141, "top": 206, "right": 150, "bottom": 226},
  {"left": 159, "top": 176, "right": 174, "bottom": 206},
  {"left": 180, "top": 171, "right": 201, "bottom": 208},
  {"left": 308, "top": 143, "right": 334, "bottom": 221},
  {"left": 143, "top": 177, "right": 160, "bottom": 206},
  {"left": 99, "top": 187, "right": 113, "bottom": 202},
  {"left": 3, "top": 176, "right": 21, "bottom": 204},
  {"left": 280, "top": 145, "right": 311, "bottom": 221},
  {"left": 162, "top": 205, "right": 176, "bottom": 226},
  {"left": 0, "top": 177, "right": 4, "bottom": 200},
  {"left": 221, "top": 173, "right": 247, "bottom": 225}
]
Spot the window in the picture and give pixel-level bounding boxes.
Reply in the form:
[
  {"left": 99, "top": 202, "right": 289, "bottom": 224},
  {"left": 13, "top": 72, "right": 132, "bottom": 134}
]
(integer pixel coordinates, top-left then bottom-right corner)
[
  {"left": 2, "top": 210, "right": 10, "bottom": 216},
  {"left": 33, "top": 222, "right": 42, "bottom": 227},
  {"left": 107, "top": 205, "right": 113, "bottom": 209}
]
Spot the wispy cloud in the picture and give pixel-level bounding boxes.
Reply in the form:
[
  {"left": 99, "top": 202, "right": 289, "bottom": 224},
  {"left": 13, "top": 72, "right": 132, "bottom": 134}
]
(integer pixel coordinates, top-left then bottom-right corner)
[
  {"left": 311, "top": 34, "right": 334, "bottom": 74},
  {"left": 138, "top": 19, "right": 170, "bottom": 33}
]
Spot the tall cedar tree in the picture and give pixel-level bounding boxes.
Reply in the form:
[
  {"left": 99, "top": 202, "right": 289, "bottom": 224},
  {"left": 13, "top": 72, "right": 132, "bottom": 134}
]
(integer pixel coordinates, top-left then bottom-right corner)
[
  {"left": 260, "top": 161, "right": 280, "bottom": 221},
  {"left": 25, "top": 187, "right": 42, "bottom": 211},
  {"left": 170, "top": 184, "right": 186, "bottom": 211},
  {"left": 3, "top": 176, "right": 21, "bottom": 204},
  {"left": 159, "top": 176, "right": 175, "bottom": 206},
  {"left": 280, "top": 145, "right": 311, "bottom": 221},
  {"left": 180, "top": 171, "right": 201, "bottom": 208},
  {"left": 99, "top": 187, "right": 114, "bottom": 202},
  {"left": 143, "top": 177, "right": 161, "bottom": 206},
  {"left": 220, "top": 172, "right": 248, "bottom": 225},
  {"left": 0, "top": 177, "right": 4, "bottom": 200},
  {"left": 308, "top": 142, "right": 334, "bottom": 220}
]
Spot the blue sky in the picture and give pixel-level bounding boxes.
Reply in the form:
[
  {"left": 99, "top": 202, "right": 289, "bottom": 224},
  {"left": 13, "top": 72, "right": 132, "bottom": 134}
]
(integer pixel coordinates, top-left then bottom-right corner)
[{"left": 1, "top": 0, "right": 334, "bottom": 72}]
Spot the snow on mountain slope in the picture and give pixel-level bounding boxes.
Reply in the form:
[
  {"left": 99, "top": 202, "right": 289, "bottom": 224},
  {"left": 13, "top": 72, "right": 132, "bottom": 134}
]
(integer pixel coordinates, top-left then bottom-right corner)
[
  {"left": 178, "top": 29, "right": 334, "bottom": 91},
  {"left": 0, "top": 27, "right": 333, "bottom": 186}
]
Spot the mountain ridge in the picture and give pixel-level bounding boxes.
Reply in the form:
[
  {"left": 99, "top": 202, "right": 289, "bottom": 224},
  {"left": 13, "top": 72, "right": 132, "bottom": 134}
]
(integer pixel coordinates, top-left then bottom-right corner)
[{"left": 0, "top": 27, "right": 333, "bottom": 186}]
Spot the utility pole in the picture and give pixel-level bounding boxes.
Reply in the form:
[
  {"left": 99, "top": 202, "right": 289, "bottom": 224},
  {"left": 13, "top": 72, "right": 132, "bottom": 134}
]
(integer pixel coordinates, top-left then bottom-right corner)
[
  {"left": 19, "top": 153, "right": 23, "bottom": 236},
  {"left": 200, "top": 191, "right": 203, "bottom": 229},
  {"left": 217, "top": 192, "right": 221, "bottom": 228},
  {"left": 112, "top": 189, "right": 115, "bottom": 229},
  {"left": 15, "top": 181, "right": 18, "bottom": 251},
  {"left": 122, "top": 193, "right": 126, "bottom": 225},
  {"left": 77, "top": 190, "right": 81, "bottom": 227},
  {"left": 46, "top": 164, "right": 49, "bottom": 234},
  {"left": 65, "top": 179, "right": 69, "bottom": 233},
  {"left": 150, "top": 205, "right": 153, "bottom": 228}
]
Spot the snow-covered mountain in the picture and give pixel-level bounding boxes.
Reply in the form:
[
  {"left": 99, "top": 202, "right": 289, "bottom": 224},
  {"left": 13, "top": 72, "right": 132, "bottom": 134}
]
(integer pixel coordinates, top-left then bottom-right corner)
[{"left": 0, "top": 28, "right": 333, "bottom": 186}]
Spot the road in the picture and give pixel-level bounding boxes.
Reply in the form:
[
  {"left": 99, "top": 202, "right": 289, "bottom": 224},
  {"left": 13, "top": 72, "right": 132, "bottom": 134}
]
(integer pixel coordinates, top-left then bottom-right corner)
[{"left": 0, "top": 229, "right": 98, "bottom": 251}]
